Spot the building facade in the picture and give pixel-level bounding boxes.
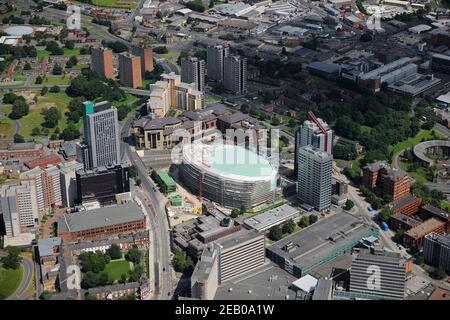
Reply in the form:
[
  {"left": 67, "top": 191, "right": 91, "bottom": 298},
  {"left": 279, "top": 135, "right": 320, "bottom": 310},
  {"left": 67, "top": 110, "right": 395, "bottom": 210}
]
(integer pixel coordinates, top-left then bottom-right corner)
[
  {"left": 0, "top": 183, "right": 39, "bottom": 237},
  {"left": 423, "top": 233, "right": 450, "bottom": 273},
  {"left": 223, "top": 55, "right": 247, "bottom": 95},
  {"left": 82, "top": 101, "right": 121, "bottom": 169},
  {"left": 181, "top": 57, "right": 205, "bottom": 92},
  {"left": 131, "top": 46, "right": 154, "bottom": 76},
  {"left": 91, "top": 47, "right": 115, "bottom": 80},
  {"left": 297, "top": 145, "right": 333, "bottom": 211},
  {"left": 207, "top": 44, "right": 229, "bottom": 82},
  {"left": 350, "top": 248, "right": 406, "bottom": 300},
  {"left": 119, "top": 53, "right": 142, "bottom": 88}
]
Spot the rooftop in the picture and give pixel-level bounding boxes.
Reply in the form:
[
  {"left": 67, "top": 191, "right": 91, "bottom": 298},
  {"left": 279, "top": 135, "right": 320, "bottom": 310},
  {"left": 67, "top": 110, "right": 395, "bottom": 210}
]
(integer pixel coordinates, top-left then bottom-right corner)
[
  {"left": 37, "top": 237, "right": 61, "bottom": 257},
  {"left": 405, "top": 218, "right": 445, "bottom": 239},
  {"left": 57, "top": 203, "right": 145, "bottom": 234},
  {"left": 243, "top": 204, "right": 299, "bottom": 232}
]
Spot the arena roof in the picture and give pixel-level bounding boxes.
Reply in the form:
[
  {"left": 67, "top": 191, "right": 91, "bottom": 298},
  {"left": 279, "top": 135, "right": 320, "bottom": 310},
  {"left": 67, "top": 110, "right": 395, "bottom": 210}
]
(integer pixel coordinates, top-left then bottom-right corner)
[
  {"left": 182, "top": 144, "right": 277, "bottom": 182},
  {"left": 4, "top": 25, "right": 34, "bottom": 36}
]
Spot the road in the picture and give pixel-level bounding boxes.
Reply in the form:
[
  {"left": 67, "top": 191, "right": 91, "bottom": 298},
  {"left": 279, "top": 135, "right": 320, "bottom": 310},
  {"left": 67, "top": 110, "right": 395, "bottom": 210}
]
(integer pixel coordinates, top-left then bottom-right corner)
[
  {"left": 121, "top": 117, "right": 174, "bottom": 299},
  {"left": 6, "top": 255, "right": 34, "bottom": 300}
]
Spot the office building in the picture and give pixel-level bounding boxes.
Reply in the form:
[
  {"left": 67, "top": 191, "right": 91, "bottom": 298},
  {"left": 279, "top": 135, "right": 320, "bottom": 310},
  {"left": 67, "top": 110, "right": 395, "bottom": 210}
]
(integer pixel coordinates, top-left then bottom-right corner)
[
  {"left": 131, "top": 46, "right": 154, "bottom": 76},
  {"left": 0, "top": 183, "right": 39, "bottom": 237},
  {"left": 57, "top": 203, "right": 146, "bottom": 241},
  {"left": 298, "top": 112, "right": 333, "bottom": 155},
  {"left": 297, "top": 145, "right": 332, "bottom": 211},
  {"left": 119, "top": 53, "right": 142, "bottom": 88},
  {"left": 58, "top": 160, "right": 84, "bottom": 207},
  {"left": 266, "top": 212, "right": 379, "bottom": 277},
  {"left": 223, "top": 55, "right": 247, "bottom": 94},
  {"left": 190, "top": 231, "right": 265, "bottom": 299},
  {"left": 91, "top": 47, "right": 115, "bottom": 80},
  {"left": 20, "top": 166, "right": 62, "bottom": 214},
  {"left": 181, "top": 57, "right": 205, "bottom": 92},
  {"left": 423, "top": 233, "right": 450, "bottom": 273},
  {"left": 147, "top": 73, "right": 203, "bottom": 117},
  {"left": 207, "top": 44, "right": 229, "bottom": 82},
  {"left": 82, "top": 101, "right": 121, "bottom": 169},
  {"left": 431, "top": 53, "right": 450, "bottom": 74},
  {"left": 76, "top": 164, "right": 130, "bottom": 205},
  {"left": 350, "top": 248, "right": 406, "bottom": 300},
  {"left": 362, "top": 161, "right": 410, "bottom": 201}
]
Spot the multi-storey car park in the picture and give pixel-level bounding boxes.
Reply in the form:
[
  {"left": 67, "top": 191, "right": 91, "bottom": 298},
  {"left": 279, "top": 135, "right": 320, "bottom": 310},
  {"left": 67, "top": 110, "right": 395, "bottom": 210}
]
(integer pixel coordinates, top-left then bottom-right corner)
[{"left": 180, "top": 143, "right": 277, "bottom": 209}]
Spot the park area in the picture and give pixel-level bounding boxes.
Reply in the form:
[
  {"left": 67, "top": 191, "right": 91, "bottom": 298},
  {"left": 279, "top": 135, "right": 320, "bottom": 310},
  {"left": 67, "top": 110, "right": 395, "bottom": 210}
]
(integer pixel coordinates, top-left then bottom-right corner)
[
  {"left": 0, "top": 265, "right": 23, "bottom": 300},
  {"left": 104, "top": 260, "right": 132, "bottom": 282},
  {"left": 90, "top": 0, "right": 138, "bottom": 9}
]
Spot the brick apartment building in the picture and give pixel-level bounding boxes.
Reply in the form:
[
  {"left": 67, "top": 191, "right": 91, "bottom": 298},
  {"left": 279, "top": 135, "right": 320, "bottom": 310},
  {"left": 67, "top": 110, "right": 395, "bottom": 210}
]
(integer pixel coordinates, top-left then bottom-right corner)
[
  {"left": 91, "top": 47, "right": 115, "bottom": 80},
  {"left": 392, "top": 194, "right": 422, "bottom": 216},
  {"left": 389, "top": 212, "right": 422, "bottom": 232},
  {"left": 404, "top": 218, "right": 445, "bottom": 248},
  {"left": 420, "top": 204, "right": 450, "bottom": 232},
  {"left": 362, "top": 161, "right": 411, "bottom": 201},
  {"left": 119, "top": 53, "right": 142, "bottom": 88}
]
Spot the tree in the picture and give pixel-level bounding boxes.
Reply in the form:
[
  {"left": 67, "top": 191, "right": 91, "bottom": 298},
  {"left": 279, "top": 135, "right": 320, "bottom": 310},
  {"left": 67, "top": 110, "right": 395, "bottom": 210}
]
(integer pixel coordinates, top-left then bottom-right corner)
[
  {"left": 9, "top": 98, "right": 29, "bottom": 119},
  {"left": 41, "top": 107, "right": 61, "bottom": 128},
  {"left": 239, "top": 205, "right": 246, "bottom": 214},
  {"left": 81, "top": 271, "right": 99, "bottom": 289},
  {"left": 129, "top": 264, "right": 145, "bottom": 282},
  {"left": 31, "top": 127, "right": 41, "bottom": 136},
  {"left": 13, "top": 134, "right": 25, "bottom": 143},
  {"left": 269, "top": 225, "right": 283, "bottom": 241},
  {"left": 23, "top": 62, "right": 32, "bottom": 70},
  {"left": 1, "top": 246, "right": 22, "bottom": 269},
  {"left": 282, "top": 219, "right": 296, "bottom": 234},
  {"left": 298, "top": 215, "right": 309, "bottom": 228},
  {"left": 135, "top": 178, "right": 142, "bottom": 186},
  {"left": 379, "top": 207, "right": 393, "bottom": 222},
  {"left": 49, "top": 85, "right": 61, "bottom": 93},
  {"left": 59, "top": 124, "right": 80, "bottom": 140},
  {"left": 3, "top": 93, "right": 19, "bottom": 104},
  {"left": 97, "top": 271, "right": 109, "bottom": 286},
  {"left": 52, "top": 63, "right": 63, "bottom": 75},
  {"left": 79, "top": 251, "right": 109, "bottom": 273},
  {"left": 119, "top": 273, "right": 127, "bottom": 284},
  {"left": 344, "top": 199, "right": 354, "bottom": 211},
  {"left": 40, "top": 86, "right": 48, "bottom": 96},
  {"left": 230, "top": 209, "right": 240, "bottom": 218},
  {"left": 153, "top": 46, "right": 168, "bottom": 54},
  {"left": 65, "top": 40, "right": 75, "bottom": 50},
  {"left": 106, "top": 243, "right": 122, "bottom": 260},
  {"left": 429, "top": 267, "right": 447, "bottom": 280},
  {"left": 308, "top": 214, "right": 318, "bottom": 224},
  {"left": 125, "top": 245, "right": 141, "bottom": 264},
  {"left": 45, "top": 41, "right": 63, "bottom": 55},
  {"left": 129, "top": 165, "right": 138, "bottom": 178}
]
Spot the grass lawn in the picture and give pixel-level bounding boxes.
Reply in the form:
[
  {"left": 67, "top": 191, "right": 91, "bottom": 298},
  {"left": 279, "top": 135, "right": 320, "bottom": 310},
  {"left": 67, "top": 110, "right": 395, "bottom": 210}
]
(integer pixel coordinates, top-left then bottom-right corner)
[
  {"left": 282, "top": 127, "right": 294, "bottom": 136},
  {"left": 37, "top": 50, "right": 51, "bottom": 59},
  {"left": 37, "top": 48, "right": 80, "bottom": 59},
  {"left": 0, "top": 119, "right": 14, "bottom": 138},
  {"left": 40, "top": 76, "right": 72, "bottom": 86},
  {"left": 104, "top": 260, "right": 131, "bottom": 282},
  {"left": 91, "top": 0, "right": 138, "bottom": 9},
  {"left": 0, "top": 265, "right": 23, "bottom": 300},
  {"left": 158, "top": 50, "right": 177, "bottom": 61},
  {"left": 441, "top": 200, "right": 450, "bottom": 211},
  {"left": 360, "top": 125, "right": 372, "bottom": 134},
  {"left": 19, "top": 92, "right": 72, "bottom": 137},
  {"left": 204, "top": 94, "right": 221, "bottom": 105},
  {"left": 399, "top": 159, "right": 428, "bottom": 184},
  {"left": 389, "top": 129, "right": 446, "bottom": 163}
]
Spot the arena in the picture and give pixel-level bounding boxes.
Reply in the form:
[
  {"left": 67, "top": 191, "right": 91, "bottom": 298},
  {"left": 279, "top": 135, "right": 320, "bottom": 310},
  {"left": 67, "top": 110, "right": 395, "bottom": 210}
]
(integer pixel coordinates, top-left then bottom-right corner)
[{"left": 180, "top": 143, "right": 278, "bottom": 209}]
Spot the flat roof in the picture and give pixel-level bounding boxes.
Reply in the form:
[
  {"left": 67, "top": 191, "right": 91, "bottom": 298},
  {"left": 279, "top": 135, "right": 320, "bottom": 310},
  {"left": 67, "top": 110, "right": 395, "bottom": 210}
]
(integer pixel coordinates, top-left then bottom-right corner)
[
  {"left": 38, "top": 237, "right": 61, "bottom": 257},
  {"left": 405, "top": 218, "right": 445, "bottom": 239},
  {"left": 267, "top": 212, "right": 378, "bottom": 271},
  {"left": 58, "top": 203, "right": 145, "bottom": 234},
  {"left": 156, "top": 171, "right": 176, "bottom": 187},
  {"left": 292, "top": 274, "right": 318, "bottom": 293},
  {"left": 243, "top": 204, "right": 299, "bottom": 231}
]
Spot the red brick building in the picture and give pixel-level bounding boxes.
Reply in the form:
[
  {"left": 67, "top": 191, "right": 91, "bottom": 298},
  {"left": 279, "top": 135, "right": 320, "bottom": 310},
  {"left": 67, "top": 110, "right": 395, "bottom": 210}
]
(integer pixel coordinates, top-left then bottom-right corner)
[
  {"left": 362, "top": 161, "right": 411, "bottom": 201},
  {"left": 392, "top": 194, "right": 422, "bottom": 216},
  {"left": 0, "top": 143, "right": 44, "bottom": 159},
  {"left": 389, "top": 212, "right": 422, "bottom": 232},
  {"left": 57, "top": 203, "right": 146, "bottom": 241},
  {"left": 420, "top": 204, "right": 450, "bottom": 232},
  {"left": 25, "top": 154, "right": 62, "bottom": 169},
  {"left": 404, "top": 218, "right": 445, "bottom": 248}
]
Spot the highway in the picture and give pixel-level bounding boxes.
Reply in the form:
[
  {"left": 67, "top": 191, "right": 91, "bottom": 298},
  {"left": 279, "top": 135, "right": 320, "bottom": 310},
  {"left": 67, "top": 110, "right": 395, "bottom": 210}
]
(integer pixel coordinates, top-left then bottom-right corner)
[{"left": 121, "top": 117, "right": 174, "bottom": 299}]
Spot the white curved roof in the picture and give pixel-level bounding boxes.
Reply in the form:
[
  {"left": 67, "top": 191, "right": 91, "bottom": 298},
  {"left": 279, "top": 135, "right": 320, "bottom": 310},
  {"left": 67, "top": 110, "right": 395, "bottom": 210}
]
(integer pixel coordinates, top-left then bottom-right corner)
[{"left": 4, "top": 25, "right": 34, "bottom": 36}]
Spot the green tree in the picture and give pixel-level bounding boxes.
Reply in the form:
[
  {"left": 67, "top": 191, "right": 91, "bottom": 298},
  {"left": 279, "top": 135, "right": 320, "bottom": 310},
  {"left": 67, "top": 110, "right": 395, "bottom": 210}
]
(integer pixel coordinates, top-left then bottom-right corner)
[
  {"left": 230, "top": 208, "right": 240, "bottom": 218},
  {"left": 106, "top": 243, "right": 122, "bottom": 260},
  {"left": 298, "top": 215, "right": 309, "bottom": 228},
  {"left": 1, "top": 246, "right": 22, "bottom": 269},
  {"left": 9, "top": 99, "right": 29, "bottom": 119},
  {"left": 13, "top": 134, "right": 25, "bottom": 143},
  {"left": 172, "top": 250, "right": 194, "bottom": 274},
  {"left": 344, "top": 199, "right": 354, "bottom": 211},
  {"left": 31, "top": 127, "right": 41, "bottom": 136},
  {"left": 282, "top": 219, "right": 296, "bottom": 234},
  {"left": 40, "top": 86, "right": 48, "bottom": 96},
  {"left": 41, "top": 107, "right": 61, "bottom": 128},
  {"left": 119, "top": 273, "right": 127, "bottom": 284},
  {"left": 379, "top": 207, "right": 393, "bottom": 222},
  {"left": 49, "top": 85, "right": 60, "bottom": 93},
  {"left": 239, "top": 205, "right": 246, "bottom": 214},
  {"left": 308, "top": 214, "right": 318, "bottom": 224},
  {"left": 128, "top": 165, "right": 138, "bottom": 178},
  {"left": 23, "top": 62, "right": 32, "bottom": 70},
  {"left": 65, "top": 40, "right": 75, "bottom": 50},
  {"left": 52, "top": 62, "right": 63, "bottom": 75},
  {"left": 269, "top": 225, "right": 283, "bottom": 241},
  {"left": 429, "top": 267, "right": 447, "bottom": 280},
  {"left": 125, "top": 245, "right": 141, "bottom": 264},
  {"left": 81, "top": 271, "right": 99, "bottom": 289}
]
